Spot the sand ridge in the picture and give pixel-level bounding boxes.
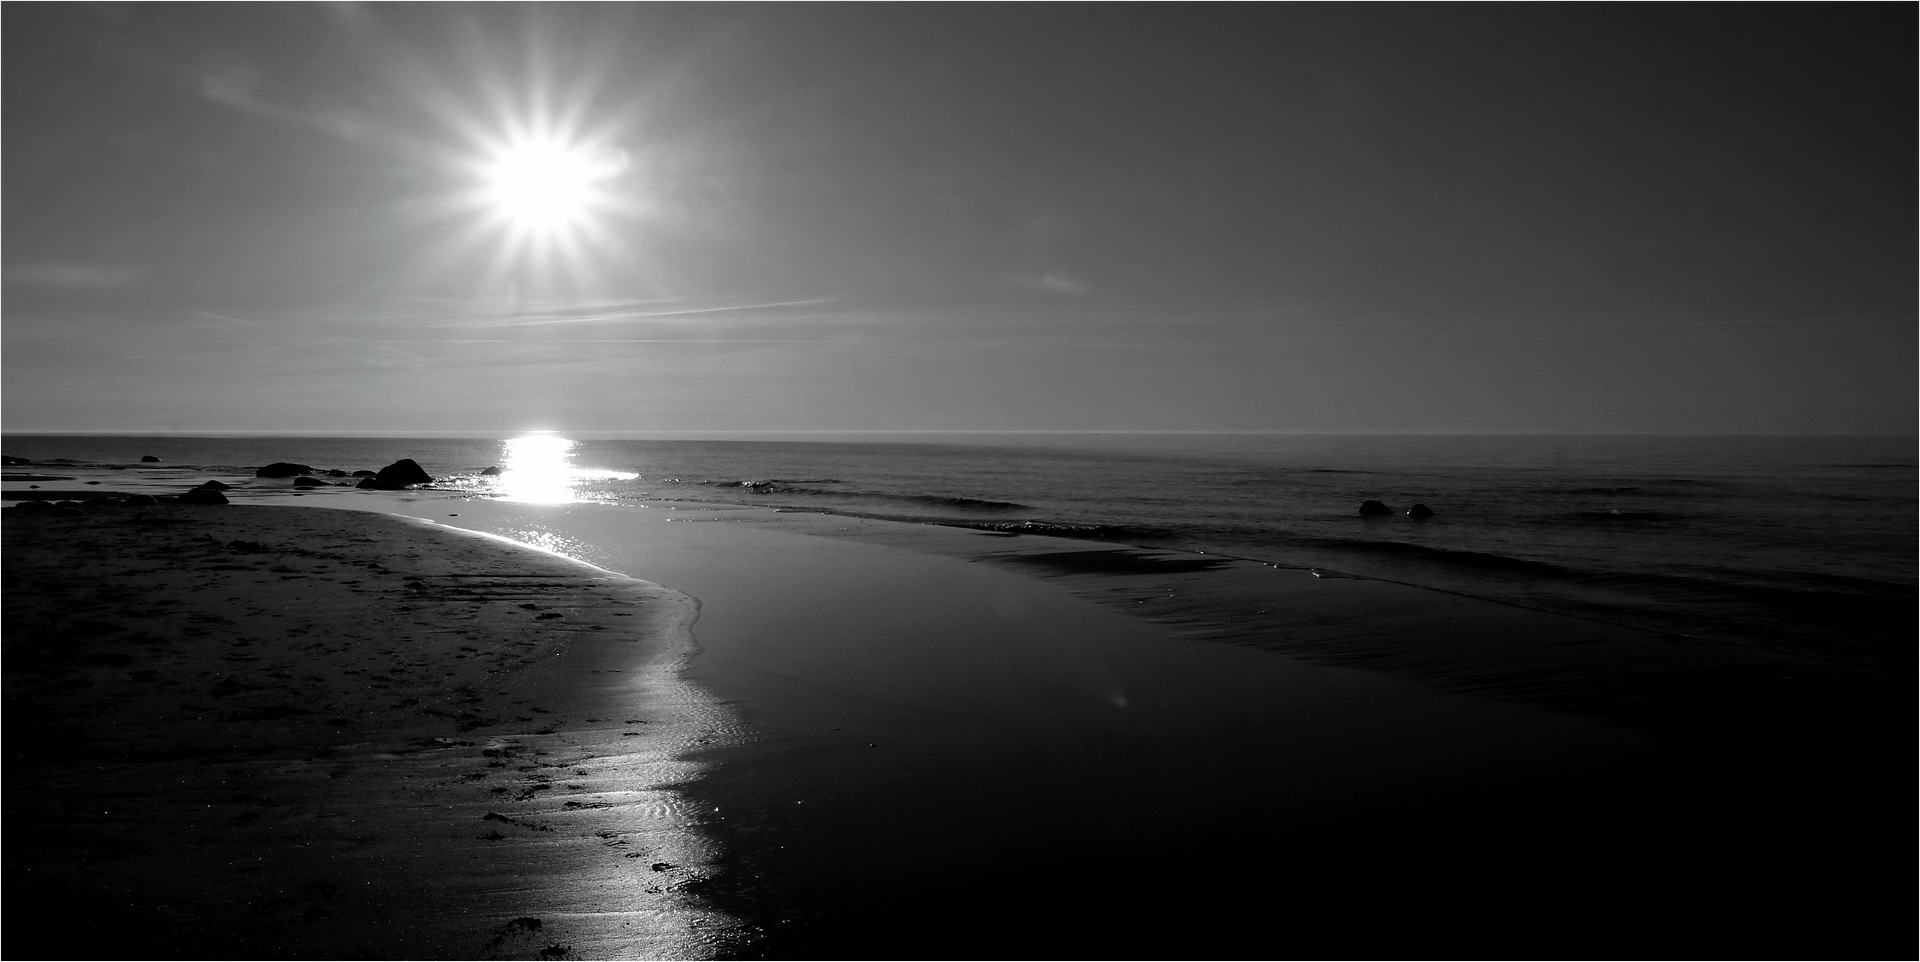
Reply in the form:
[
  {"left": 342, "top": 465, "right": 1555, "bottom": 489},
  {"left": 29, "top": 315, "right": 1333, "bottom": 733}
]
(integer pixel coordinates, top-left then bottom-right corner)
[{"left": 3, "top": 503, "right": 743, "bottom": 960}]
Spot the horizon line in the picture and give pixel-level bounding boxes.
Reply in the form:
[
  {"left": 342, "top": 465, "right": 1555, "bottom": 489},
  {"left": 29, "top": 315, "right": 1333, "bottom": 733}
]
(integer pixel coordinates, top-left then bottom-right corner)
[{"left": 3, "top": 428, "right": 1910, "bottom": 439}]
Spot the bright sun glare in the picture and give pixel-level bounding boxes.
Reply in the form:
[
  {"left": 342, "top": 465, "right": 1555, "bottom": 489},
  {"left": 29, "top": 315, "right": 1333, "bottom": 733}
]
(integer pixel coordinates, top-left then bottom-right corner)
[
  {"left": 495, "top": 434, "right": 638, "bottom": 504},
  {"left": 482, "top": 139, "right": 624, "bottom": 234}
]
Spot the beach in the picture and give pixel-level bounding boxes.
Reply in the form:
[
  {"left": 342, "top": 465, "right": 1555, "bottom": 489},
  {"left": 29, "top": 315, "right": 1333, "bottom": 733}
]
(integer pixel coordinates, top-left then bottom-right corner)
[
  {"left": 8, "top": 3, "right": 1911, "bottom": 956},
  {"left": 5, "top": 486, "right": 1906, "bottom": 959}
]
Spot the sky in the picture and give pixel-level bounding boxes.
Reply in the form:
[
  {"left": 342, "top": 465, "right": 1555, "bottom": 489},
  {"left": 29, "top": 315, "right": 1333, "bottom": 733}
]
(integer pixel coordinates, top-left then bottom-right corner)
[{"left": 4, "top": 3, "right": 1913, "bottom": 435}]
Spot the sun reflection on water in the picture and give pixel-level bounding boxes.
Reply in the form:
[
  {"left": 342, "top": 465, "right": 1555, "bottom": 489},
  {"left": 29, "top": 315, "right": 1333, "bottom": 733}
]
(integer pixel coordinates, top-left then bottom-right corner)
[{"left": 496, "top": 435, "right": 636, "bottom": 504}]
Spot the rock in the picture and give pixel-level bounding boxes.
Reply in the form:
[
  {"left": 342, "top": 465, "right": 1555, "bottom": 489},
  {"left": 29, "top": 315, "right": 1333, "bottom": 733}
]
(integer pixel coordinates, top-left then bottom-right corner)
[
  {"left": 197, "top": 480, "right": 232, "bottom": 490},
  {"left": 1, "top": 455, "right": 32, "bottom": 466},
  {"left": 1407, "top": 503, "right": 1435, "bottom": 519},
  {"left": 480, "top": 466, "right": 503, "bottom": 476},
  {"left": 140, "top": 455, "right": 162, "bottom": 462},
  {"left": 356, "top": 478, "right": 379, "bottom": 489},
  {"left": 1358, "top": 500, "right": 1394, "bottom": 517},
  {"left": 256, "top": 462, "right": 315, "bottom": 478},
  {"left": 292, "top": 477, "right": 329, "bottom": 488},
  {"left": 51, "top": 506, "right": 86, "bottom": 518},
  {"left": 178, "top": 487, "right": 229, "bottom": 505},
  {"left": 351, "top": 470, "right": 377, "bottom": 478},
  {"left": 372, "top": 458, "right": 433, "bottom": 489},
  {"left": 8, "top": 500, "right": 53, "bottom": 514},
  {"left": 124, "top": 494, "right": 160, "bottom": 506},
  {"left": 326, "top": 469, "right": 348, "bottom": 477}
]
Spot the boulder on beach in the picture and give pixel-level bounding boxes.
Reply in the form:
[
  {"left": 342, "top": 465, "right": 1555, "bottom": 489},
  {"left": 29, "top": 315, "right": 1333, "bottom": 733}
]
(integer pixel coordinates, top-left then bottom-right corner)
[
  {"left": 371, "top": 458, "right": 433, "bottom": 489},
  {"left": 140, "top": 455, "right": 162, "bottom": 463},
  {"left": 8, "top": 499, "right": 53, "bottom": 514},
  {"left": 479, "top": 466, "right": 503, "bottom": 476},
  {"left": 355, "top": 478, "right": 379, "bottom": 489},
  {"left": 326, "top": 469, "right": 348, "bottom": 477},
  {"left": 178, "top": 487, "right": 230, "bottom": 505},
  {"left": 1407, "top": 503, "right": 1435, "bottom": 519},
  {"left": 197, "top": 480, "right": 232, "bottom": 490},
  {"left": 256, "top": 462, "right": 315, "bottom": 478},
  {"left": 351, "top": 470, "right": 377, "bottom": 478},
  {"left": 1358, "top": 500, "right": 1394, "bottom": 517},
  {"left": 124, "top": 494, "right": 160, "bottom": 506},
  {"left": 1, "top": 455, "right": 32, "bottom": 466}
]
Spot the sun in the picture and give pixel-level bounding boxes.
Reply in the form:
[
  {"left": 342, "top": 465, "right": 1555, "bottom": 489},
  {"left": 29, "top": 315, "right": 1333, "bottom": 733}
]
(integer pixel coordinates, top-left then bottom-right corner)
[{"left": 480, "top": 138, "right": 624, "bottom": 234}]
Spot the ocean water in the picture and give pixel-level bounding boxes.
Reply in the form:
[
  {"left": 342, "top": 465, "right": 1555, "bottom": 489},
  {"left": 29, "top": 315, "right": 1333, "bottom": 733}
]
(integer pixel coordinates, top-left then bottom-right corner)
[{"left": 6, "top": 432, "right": 1913, "bottom": 667}]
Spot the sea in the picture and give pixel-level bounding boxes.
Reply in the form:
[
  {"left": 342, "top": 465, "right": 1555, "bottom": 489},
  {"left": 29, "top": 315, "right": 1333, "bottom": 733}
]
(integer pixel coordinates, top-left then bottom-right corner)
[{"left": 5, "top": 431, "right": 1913, "bottom": 669}]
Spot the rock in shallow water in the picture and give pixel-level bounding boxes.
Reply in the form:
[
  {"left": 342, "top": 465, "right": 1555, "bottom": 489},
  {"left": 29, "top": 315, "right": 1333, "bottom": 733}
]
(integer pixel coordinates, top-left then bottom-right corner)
[
  {"left": 1358, "top": 499, "right": 1394, "bottom": 517},
  {"left": 256, "top": 462, "right": 314, "bottom": 478},
  {"left": 1407, "top": 503, "right": 1435, "bottom": 519},
  {"left": 371, "top": 459, "right": 433, "bottom": 489}
]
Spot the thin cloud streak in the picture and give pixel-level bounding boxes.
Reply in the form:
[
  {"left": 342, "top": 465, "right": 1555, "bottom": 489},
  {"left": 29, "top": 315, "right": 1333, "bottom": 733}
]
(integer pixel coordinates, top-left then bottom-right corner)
[
  {"left": 428, "top": 298, "right": 846, "bottom": 330},
  {"left": 4, "top": 263, "right": 151, "bottom": 290}
]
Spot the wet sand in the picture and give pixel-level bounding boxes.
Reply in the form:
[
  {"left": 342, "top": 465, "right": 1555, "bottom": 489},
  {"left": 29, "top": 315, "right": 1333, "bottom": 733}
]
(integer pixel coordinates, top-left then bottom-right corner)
[
  {"left": 363, "top": 497, "right": 1911, "bottom": 960},
  {"left": 6, "top": 492, "right": 1909, "bottom": 959}
]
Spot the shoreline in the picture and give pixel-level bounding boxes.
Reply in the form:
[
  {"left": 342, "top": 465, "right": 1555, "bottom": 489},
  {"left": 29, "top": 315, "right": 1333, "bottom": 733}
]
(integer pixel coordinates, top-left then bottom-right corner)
[
  {"left": 6, "top": 490, "right": 1912, "bottom": 958},
  {"left": 362, "top": 495, "right": 1912, "bottom": 959}
]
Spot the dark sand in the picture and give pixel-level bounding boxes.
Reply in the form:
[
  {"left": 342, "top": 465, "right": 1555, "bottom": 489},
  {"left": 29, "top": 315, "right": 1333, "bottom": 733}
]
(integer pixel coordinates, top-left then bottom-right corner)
[{"left": 3, "top": 503, "right": 738, "bottom": 959}]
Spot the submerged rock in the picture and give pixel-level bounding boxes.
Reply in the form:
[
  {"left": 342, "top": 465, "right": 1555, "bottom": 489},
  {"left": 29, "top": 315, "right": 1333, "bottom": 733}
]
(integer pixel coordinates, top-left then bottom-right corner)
[
  {"left": 1407, "top": 503, "right": 1435, "bottom": 519},
  {"left": 1358, "top": 500, "right": 1394, "bottom": 517}
]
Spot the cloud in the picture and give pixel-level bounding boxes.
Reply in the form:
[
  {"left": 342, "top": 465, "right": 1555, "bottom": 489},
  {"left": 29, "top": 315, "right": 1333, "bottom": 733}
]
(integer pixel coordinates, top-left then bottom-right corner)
[
  {"left": 1015, "top": 272, "right": 1094, "bottom": 296},
  {"left": 4, "top": 263, "right": 151, "bottom": 290},
  {"left": 198, "top": 62, "right": 265, "bottom": 111},
  {"left": 437, "top": 297, "right": 847, "bottom": 331}
]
